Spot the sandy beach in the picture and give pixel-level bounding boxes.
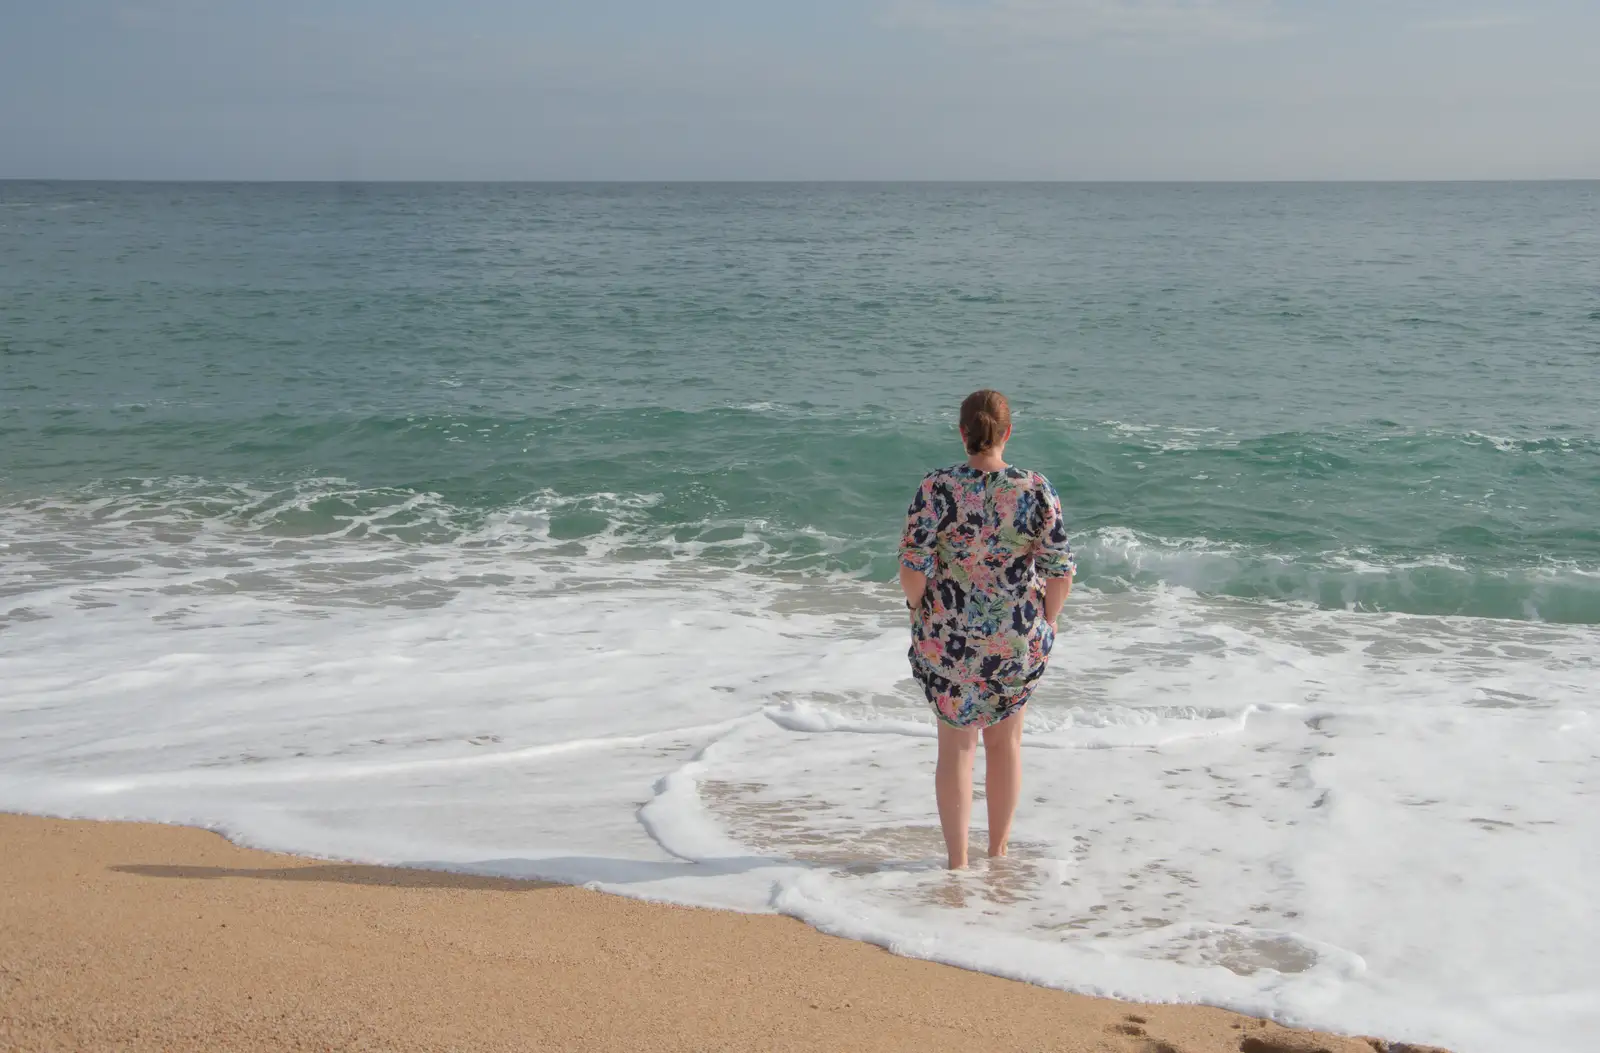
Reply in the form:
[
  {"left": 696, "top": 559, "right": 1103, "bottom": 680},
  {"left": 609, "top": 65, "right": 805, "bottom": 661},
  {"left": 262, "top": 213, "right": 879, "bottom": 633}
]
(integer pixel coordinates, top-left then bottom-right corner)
[{"left": 0, "top": 813, "right": 1448, "bottom": 1053}]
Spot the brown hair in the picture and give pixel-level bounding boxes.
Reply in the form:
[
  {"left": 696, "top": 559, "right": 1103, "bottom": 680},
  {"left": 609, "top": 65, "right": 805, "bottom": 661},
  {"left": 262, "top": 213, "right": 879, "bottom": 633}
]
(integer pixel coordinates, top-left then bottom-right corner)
[{"left": 959, "top": 389, "right": 1011, "bottom": 455}]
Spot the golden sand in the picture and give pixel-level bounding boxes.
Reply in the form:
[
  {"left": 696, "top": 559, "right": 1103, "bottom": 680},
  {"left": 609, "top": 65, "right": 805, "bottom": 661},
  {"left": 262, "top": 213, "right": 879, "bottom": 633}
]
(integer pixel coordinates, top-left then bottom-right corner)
[{"left": 0, "top": 814, "right": 1448, "bottom": 1052}]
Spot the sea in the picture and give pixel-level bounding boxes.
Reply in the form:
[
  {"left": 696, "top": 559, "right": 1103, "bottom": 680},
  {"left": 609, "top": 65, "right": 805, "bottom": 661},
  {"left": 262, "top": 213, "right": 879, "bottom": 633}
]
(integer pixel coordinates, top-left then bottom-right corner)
[{"left": 2, "top": 181, "right": 1597, "bottom": 1052}]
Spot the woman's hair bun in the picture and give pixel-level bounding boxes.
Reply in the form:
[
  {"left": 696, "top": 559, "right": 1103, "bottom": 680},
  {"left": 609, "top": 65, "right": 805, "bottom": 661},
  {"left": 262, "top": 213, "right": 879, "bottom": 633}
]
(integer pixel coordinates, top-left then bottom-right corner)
[{"left": 959, "top": 389, "right": 1011, "bottom": 455}]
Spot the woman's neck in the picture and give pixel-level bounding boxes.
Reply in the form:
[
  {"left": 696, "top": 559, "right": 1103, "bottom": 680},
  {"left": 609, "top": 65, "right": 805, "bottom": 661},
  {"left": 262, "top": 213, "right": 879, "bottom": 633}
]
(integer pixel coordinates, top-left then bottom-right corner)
[{"left": 966, "top": 447, "right": 1008, "bottom": 473}]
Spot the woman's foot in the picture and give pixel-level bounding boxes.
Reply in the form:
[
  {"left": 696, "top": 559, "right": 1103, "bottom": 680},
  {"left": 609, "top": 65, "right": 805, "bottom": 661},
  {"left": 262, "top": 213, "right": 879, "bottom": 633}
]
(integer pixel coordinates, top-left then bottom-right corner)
[{"left": 987, "top": 842, "right": 1008, "bottom": 859}]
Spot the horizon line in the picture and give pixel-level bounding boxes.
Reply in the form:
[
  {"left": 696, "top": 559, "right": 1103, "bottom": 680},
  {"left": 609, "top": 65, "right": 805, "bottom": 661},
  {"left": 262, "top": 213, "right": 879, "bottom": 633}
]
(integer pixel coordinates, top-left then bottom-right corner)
[{"left": 4, "top": 177, "right": 1599, "bottom": 186}]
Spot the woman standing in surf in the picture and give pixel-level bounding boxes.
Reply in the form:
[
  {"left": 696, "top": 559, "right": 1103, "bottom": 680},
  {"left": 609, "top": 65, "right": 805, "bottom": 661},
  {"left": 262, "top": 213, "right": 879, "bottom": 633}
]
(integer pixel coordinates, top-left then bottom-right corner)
[{"left": 899, "top": 390, "right": 1075, "bottom": 870}]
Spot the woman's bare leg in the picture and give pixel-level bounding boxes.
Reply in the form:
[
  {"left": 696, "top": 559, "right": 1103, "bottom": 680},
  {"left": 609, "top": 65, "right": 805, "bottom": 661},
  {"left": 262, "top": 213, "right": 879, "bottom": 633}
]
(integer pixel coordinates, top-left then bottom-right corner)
[
  {"left": 982, "top": 707, "right": 1026, "bottom": 858},
  {"left": 935, "top": 722, "right": 980, "bottom": 869}
]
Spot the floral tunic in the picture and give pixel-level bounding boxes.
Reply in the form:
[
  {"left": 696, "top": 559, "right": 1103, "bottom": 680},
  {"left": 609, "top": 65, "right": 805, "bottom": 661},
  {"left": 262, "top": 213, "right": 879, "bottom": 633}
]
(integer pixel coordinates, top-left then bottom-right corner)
[{"left": 899, "top": 464, "right": 1075, "bottom": 728}]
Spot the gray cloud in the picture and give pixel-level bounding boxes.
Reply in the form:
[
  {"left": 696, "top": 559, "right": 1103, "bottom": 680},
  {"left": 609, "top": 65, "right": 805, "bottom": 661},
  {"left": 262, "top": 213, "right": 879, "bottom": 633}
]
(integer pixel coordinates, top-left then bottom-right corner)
[
  {"left": 2, "top": 1, "right": 1597, "bottom": 179},
  {"left": 1412, "top": 13, "right": 1527, "bottom": 32},
  {"left": 885, "top": 0, "right": 1291, "bottom": 42}
]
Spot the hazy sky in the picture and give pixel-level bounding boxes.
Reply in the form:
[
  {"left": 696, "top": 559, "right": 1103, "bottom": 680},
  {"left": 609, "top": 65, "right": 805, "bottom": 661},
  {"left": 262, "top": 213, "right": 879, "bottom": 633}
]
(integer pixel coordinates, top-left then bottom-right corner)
[{"left": 3, "top": 0, "right": 1598, "bottom": 180}]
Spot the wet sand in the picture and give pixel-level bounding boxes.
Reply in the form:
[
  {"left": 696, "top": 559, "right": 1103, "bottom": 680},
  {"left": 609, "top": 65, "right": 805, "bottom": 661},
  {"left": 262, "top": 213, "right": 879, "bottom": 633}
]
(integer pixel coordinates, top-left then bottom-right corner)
[{"left": 0, "top": 813, "right": 1447, "bottom": 1052}]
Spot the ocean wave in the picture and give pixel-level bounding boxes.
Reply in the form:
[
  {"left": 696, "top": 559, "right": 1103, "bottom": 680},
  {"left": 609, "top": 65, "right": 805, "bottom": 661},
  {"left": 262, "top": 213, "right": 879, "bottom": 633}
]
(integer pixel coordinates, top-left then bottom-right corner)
[
  {"left": 4, "top": 477, "right": 1599, "bottom": 624},
  {"left": 1085, "top": 420, "right": 1597, "bottom": 457},
  {"left": 1079, "top": 527, "right": 1600, "bottom": 623},
  {"left": 1461, "top": 431, "right": 1589, "bottom": 454}
]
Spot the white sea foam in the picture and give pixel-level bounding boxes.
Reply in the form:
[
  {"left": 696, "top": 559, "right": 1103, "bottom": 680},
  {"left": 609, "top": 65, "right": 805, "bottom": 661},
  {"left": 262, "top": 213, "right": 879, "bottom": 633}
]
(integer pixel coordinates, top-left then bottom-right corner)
[
  {"left": 1, "top": 499, "right": 1597, "bottom": 1053},
  {"left": 1095, "top": 419, "right": 1238, "bottom": 451},
  {"left": 1078, "top": 526, "right": 1600, "bottom": 622},
  {"left": 1463, "top": 430, "right": 1584, "bottom": 454}
]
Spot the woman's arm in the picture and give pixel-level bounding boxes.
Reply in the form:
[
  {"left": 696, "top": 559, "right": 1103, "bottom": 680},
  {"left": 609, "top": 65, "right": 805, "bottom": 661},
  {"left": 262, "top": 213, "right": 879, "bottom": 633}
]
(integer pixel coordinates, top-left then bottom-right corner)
[
  {"left": 900, "top": 566, "right": 927, "bottom": 610},
  {"left": 1032, "top": 477, "right": 1076, "bottom": 627},
  {"left": 1043, "top": 574, "right": 1072, "bottom": 626},
  {"left": 899, "top": 476, "right": 936, "bottom": 611}
]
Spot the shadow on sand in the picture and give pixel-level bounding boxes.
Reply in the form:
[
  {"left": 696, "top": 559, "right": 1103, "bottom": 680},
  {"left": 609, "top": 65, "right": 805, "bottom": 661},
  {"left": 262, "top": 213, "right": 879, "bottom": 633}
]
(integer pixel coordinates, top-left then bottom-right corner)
[{"left": 111, "top": 855, "right": 776, "bottom": 892}]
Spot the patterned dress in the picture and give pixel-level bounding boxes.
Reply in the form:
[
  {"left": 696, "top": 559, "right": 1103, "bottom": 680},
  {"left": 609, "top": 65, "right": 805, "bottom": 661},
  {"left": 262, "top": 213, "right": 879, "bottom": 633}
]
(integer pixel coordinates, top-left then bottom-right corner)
[{"left": 898, "top": 464, "right": 1075, "bottom": 728}]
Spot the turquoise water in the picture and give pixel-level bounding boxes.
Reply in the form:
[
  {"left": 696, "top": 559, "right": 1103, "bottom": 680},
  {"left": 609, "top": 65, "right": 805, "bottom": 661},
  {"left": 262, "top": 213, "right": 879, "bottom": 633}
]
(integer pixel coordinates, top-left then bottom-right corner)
[
  {"left": 5, "top": 184, "right": 1600, "bottom": 1052},
  {"left": 3, "top": 181, "right": 1599, "bottom": 620}
]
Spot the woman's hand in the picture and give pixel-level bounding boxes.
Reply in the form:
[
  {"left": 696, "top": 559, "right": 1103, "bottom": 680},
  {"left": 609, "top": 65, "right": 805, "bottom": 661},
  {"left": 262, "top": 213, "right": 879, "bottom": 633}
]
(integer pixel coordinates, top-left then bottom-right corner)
[
  {"left": 899, "top": 566, "right": 928, "bottom": 614},
  {"left": 1043, "top": 575, "right": 1072, "bottom": 627}
]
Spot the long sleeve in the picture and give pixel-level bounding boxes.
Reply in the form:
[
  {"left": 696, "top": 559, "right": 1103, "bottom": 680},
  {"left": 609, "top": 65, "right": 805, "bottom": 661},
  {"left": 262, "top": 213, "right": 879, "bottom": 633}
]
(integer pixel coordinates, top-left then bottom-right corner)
[
  {"left": 1031, "top": 477, "right": 1075, "bottom": 579},
  {"left": 899, "top": 476, "right": 938, "bottom": 575}
]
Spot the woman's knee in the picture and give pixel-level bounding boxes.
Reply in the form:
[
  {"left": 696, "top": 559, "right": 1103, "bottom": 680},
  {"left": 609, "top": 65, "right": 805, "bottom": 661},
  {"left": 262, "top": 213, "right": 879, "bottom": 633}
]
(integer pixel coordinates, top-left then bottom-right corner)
[
  {"left": 982, "top": 712, "right": 1025, "bottom": 750},
  {"left": 938, "top": 724, "right": 980, "bottom": 756}
]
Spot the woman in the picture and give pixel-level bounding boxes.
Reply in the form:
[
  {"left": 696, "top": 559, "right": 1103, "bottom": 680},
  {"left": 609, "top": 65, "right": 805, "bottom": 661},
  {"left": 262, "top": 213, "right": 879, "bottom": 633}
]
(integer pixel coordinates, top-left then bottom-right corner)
[{"left": 898, "top": 389, "right": 1075, "bottom": 870}]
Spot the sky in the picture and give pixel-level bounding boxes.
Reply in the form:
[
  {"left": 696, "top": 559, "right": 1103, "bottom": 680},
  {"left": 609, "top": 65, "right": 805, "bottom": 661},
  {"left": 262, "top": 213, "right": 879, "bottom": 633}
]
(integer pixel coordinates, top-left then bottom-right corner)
[{"left": 2, "top": 0, "right": 1598, "bottom": 180}]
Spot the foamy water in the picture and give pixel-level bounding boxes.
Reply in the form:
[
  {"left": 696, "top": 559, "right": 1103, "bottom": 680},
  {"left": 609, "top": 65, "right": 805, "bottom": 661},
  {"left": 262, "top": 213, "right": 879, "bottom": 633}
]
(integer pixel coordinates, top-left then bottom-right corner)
[
  {"left": 7, "top": 181, "right": 1600, "bottom": 1053},
  {"left": 3, "top": 494, "right": 1595, "bottom": 1053}
]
